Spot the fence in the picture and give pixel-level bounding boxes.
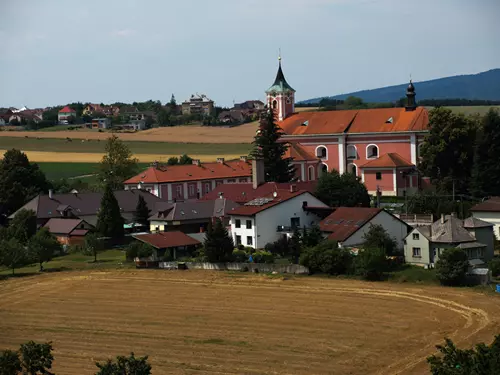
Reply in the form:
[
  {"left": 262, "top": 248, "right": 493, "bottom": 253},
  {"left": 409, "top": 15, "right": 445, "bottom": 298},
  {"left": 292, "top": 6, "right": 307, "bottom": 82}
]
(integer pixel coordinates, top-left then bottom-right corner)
[
  {"left": 396, "top": 214, "right": 434, "bottom": 226},
  {"left": 157, "top": 262, "right": 310, "bottom": 274}
]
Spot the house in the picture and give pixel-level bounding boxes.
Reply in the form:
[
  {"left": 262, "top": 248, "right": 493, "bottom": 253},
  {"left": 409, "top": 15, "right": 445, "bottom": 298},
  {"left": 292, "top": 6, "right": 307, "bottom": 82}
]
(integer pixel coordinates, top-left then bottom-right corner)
[
  {"left": 10, "top": 189, "right": 165, "bottom": 228},
  {"left": 229, "top": 188, "right": 329, "bottom": 249},
  {"left": 319, "top": 207, "right": 410, "bottom": 249},
  {"left": 43, "top": 218, "right": 94, "bottom": 246},
  {"left": 91, "top": 118, "right": 111, "bottom": 129},
  {"left": 218, "top": 110, "right": 247, "bottom": 124},
  {"left": 133, "top": 231, "right": 201, "bottom": 260},
  {"left": 83, "top": 104, "right": 119, "bottom": 117},
  {"left": 124, "top": 157, "right": 252, "bottom": 200},
  {"left": 182, "top": 94, "right": 214, "bottom": 116},
  {"left": 470, "top": 197, "right": 500, "bottom": 238},
  {"left": 404, "top": 214, "right": 495, "bottom": 267},
  {"left": 121, "top": 119, "right": 146, "bottom": 131},
  {"left": 58, "top": 106, "right": 76, "bottom": 123},
  {"left": 233, "top": 100, "right": 265, "bottom": 111},
  {"left": 265, "top": 57, "right": 430, "bottom": 196},
  {"left": 149, "top": 198, "right": 239, "bottom": 233}
]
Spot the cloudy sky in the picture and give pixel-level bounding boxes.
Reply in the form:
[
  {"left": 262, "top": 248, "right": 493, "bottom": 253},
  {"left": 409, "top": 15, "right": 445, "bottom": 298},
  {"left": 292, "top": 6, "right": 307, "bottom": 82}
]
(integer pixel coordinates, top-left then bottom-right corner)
[{"left": 1, "top": 0, "right": 498, "bottom": 108}]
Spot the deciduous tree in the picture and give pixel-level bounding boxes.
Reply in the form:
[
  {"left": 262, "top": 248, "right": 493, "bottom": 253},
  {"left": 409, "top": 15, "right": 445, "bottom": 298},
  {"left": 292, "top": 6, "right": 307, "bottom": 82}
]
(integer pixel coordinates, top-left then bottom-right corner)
[
  {"left": 353, "top": 247, "right": 387, "bottom": 281},
  {"left": 28, "top": 227, "right": 61, "bottom": 271},
  {"left": 315, "top": 170, "right": 370, "bottom": 208},
  {"left": 19, "top": 341, "right": 54, "bottom": 375},
  {"left": 8, "top": 209, "right": 37, "bottom": 244},
  {"left": 84, "top": 233, "right": 105, "bottom": 262},
  {"left": 95, "top": 352, "right": 152, "bottom": 375},
  {"left": 0, "top": 238, "right": 30, "bottom": 275},
  {"left": 300, "top": 240, "right": 352, "bottom": 275},
  {"left": 0, "top": 349, "right": 21, "bottom": 375},
  {"left": 362, "top": 224, "right": 398, "bottom": 256},
  {"left": 98, "top": 135, "right": 138, "bottom": 190},
  {"left": 251, "top": 109, "right": 295, "bottom": 183},
  {"left": 96, "top": 184, "right": 124, "bottom": 240}
]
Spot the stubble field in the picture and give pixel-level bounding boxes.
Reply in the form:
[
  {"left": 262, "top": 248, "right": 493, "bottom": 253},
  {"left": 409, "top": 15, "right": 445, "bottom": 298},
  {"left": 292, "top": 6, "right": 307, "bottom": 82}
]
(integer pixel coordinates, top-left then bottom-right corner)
[{"left": 1, "top": 270, "right": 499, "bottom": 375}]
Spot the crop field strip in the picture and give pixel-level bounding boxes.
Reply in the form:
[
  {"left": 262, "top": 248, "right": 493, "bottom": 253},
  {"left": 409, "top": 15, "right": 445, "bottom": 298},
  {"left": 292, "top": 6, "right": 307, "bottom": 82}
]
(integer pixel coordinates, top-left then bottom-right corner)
[{"left": 1, "top": 270, "right": 498, "bottom": 375}]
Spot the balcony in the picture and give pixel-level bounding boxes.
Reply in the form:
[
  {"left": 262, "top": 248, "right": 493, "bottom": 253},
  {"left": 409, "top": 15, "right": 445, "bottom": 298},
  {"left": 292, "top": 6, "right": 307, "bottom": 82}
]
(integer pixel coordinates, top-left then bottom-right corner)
[{"left": 277, "top": 225, "right": 298, "bottom": 233}]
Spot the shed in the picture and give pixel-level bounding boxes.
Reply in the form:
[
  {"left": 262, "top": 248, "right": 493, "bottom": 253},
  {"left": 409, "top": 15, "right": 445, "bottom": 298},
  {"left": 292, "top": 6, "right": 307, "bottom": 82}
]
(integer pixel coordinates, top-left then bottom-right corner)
[{"left": 133, "top": 231, "right": 201, "bottom": 260}]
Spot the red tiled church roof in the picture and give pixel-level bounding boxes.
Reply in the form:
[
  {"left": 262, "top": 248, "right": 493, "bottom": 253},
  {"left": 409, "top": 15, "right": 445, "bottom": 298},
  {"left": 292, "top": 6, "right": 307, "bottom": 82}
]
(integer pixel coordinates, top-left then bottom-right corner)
[
  {"left": 59, "top": 106, "right": 76, "bottom": 114},
  {"left": 361, "top": 153, "right": 414, "bottom": 168},
  {"left": 124, "top": 159, "right": 252, "bottom": 184},
  {"left": 285, "top": 143, "right": 318, "bottom": 162},
  {"left": 280, "top": 107, "right": 428, "bottom": 136}
]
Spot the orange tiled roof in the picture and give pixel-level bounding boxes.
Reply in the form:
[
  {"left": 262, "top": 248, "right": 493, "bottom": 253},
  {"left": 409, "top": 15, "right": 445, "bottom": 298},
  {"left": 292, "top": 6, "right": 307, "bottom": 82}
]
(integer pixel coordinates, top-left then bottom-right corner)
[
  {"left": 124, "top": 159, "right": 252, "bottom": 184},
  {"left": 59, "top": 106, "right": 76, "bottom": 113},
  {"left": 285, "top": 143, "right": 318, "bottom": 161},
  {"left": 320, "top": 207, "right": 382, "bottom": 242},
  {"left": 280, "top": 107, "right": 428, "bottom": 135},
  {"left": 361, "top": 153, "right": 414, "bottom": 168}
]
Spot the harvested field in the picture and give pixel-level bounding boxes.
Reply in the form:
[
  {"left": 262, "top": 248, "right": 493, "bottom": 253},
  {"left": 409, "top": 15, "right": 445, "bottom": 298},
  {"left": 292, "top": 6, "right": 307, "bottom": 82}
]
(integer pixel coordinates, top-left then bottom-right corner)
[
  {"left": 0, "top": 122, "right": 260, "bottom": 143},
  {"left": 1, "top": 270, "right": 499, "bottom": 375}
]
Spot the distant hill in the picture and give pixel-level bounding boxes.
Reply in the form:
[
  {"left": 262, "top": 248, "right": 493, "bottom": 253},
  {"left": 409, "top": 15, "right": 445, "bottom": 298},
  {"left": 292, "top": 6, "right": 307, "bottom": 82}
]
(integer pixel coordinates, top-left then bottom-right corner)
[{"left": 299, "top": 69, "right": 500, "bottom": 104}]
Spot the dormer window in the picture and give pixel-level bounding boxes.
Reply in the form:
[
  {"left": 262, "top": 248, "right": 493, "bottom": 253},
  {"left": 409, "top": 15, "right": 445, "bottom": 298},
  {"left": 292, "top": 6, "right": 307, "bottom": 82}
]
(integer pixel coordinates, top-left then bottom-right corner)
[
  {"left": 386, "top": 117, "right": 394, "bottom": 124},
  {"left": 301, "top": 120, "right": 309, "bottom": 127}
]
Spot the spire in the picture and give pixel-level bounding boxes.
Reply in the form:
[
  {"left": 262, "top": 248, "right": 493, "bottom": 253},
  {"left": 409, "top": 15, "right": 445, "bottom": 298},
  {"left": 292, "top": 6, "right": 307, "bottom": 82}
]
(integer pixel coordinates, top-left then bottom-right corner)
[
  {"left": 266, "top": 55, "right": 295, "bottom": 94},
  {"left": 405, "top": 79, "right": 416, "bottom": 111}
]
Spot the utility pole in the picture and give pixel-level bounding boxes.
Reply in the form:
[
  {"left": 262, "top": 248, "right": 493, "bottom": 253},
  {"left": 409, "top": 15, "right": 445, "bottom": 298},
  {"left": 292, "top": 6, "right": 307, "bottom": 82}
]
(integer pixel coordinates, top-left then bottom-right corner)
[{"left": 452, "top": 179, "right": 455, "bottom": 202}]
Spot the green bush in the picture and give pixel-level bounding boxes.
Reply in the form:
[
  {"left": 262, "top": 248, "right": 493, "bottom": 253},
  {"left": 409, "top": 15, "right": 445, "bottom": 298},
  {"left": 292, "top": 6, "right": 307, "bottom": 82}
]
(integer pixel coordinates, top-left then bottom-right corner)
[
  {"left": 126, "top": 241, "right": 154, "bottom": 260},
  {"left": 354, "top": 247, "right": 388, "bottom": 281},
  {"left": 489, "top": 258, "right": 500, "bottom": 277},
  {"left": 232, "top": 249, "right": 248, "bottom": 263},
  {"left": 299, "top": 240, "right": 353, "bottom": 275},
  {"left": 252, "top": 251, "right": 274, "bottom": 264},
  {"left": 435, "top": 248, "right": 469, "bottom": 286}
]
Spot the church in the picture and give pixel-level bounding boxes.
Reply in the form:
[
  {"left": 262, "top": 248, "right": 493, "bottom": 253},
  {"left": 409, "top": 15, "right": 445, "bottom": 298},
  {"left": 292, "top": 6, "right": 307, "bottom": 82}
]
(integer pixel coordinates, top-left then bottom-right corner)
[{"left": 266, "top": 58, "right": 430, "bottom": 197}]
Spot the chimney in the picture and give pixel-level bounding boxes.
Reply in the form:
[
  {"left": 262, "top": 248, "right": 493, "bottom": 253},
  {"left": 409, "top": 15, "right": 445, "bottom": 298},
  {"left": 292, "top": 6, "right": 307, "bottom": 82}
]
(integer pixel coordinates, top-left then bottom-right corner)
[
  {"left": 218, "top": 192, "right": 224, "bottom": 199},
  {"left": 441, "top": 214, "right": 445, "bottom": 224},
  {"left": 48, "top": 189, "right": 53, "bottom": 199},
  {"left": 290, "top": 184, "right": 297, "bottom": 193},
  {"left": 240, "top": 155, "right": 248, "bottom": 163},
  {"left": 252, "top": 158, "right": 265, "bottom": 189},
  {"left": 216, "top": 157, "right": 225, "bottom": 164},
  {"left": 192, "top": 159, "right": 201, "bottom": 166}
]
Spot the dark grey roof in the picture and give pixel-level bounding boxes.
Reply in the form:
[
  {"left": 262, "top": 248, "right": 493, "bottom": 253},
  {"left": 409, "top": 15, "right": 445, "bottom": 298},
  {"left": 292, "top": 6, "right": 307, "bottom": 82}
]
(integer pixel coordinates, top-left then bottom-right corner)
[
  {"left": 456, "top": 241, "right": 487, "bottom": 249},
  {"left": 149, "top": 198, "right": 239, "bottom": 222},
  {"left": 430, "top": 216, "right": 476, "bottom": 243},
  {"left": 463, "top": 217, "right": 493, "bottom": 228},
  {"left": 11, "top": 190, "right": 166, "bottom": 220}
]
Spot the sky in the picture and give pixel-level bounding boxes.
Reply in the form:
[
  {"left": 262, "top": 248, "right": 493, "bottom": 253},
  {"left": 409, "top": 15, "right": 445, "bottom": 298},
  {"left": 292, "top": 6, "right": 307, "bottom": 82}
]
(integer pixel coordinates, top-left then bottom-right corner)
[{"left": 1, "top": 0, "right": 499, "bottom": 108}]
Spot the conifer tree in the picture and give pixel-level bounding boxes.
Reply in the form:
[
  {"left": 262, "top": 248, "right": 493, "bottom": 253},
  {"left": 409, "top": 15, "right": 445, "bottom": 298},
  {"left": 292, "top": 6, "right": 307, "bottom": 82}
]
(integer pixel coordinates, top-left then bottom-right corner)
[
  {"left": 203, "top": 218, "right": 234, "bottom": 262},
  {"left": 96, "top": 184, "right": 124, "bottom": 239},
  {"left": 133, "top": 195, "right": 151, "bottom": 227},
  {"left": 251, "top": 109, "right": 295, "bottom": 182},
  {"left": 471, "top": 109, "right": 500, "bottom": 197}
]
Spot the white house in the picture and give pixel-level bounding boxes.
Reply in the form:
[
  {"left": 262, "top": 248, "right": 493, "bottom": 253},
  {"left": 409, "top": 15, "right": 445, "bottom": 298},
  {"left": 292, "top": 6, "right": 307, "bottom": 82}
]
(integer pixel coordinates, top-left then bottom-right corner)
[
  {"left": 471, "top": 197, "right": 500, "bottom": 239},
  {"left": 319, "top": 207, "right": 410, "bottom": 249},
  {"left": 229, "top": 188, "right": 328, "bottom": 249}
]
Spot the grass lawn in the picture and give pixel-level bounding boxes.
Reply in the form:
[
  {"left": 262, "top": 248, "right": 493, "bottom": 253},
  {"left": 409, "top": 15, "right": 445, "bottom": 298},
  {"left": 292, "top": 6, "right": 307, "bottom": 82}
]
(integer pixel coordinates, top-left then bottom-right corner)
[
  {"left": 387, "top": 264, "right": 438, "bottom": 284},
  {"left": 0, "top": 137, "right": 251, "bottom": 155},
  {"left": 428, "top": 105, "right": 500, "bottom": 116},
  {"left": 37, "top": 162, "right": 149, "bottom": 180},
  {"left": 0, "top": 249, "right": 132, "bottom": 278}
]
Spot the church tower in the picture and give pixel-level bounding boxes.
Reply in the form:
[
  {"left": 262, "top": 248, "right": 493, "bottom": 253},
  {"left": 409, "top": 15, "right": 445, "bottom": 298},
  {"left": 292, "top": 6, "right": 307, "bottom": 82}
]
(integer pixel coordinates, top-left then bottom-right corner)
[
  {"left": 405, "top": 79, "right": 417, "bottom": 111},
  {"left": 265, "top": 56, "right": 295, "bottom": 121}
]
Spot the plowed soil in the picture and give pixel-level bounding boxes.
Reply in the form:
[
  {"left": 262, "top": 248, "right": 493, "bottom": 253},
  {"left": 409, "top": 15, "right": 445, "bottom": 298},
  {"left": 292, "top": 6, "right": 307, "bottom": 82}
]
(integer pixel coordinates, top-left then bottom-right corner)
[{"left": 1, "top": 270, "right": 499, "bottom": 375}]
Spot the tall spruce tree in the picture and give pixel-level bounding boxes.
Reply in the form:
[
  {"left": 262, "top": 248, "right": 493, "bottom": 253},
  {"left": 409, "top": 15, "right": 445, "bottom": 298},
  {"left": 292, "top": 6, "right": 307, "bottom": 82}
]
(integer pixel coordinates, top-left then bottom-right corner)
[
  {"left": 133, "top": 195, "right": 151, "bottom": 227},
  {"left": 251, "top": 109, "right": 295, "bottom": 182},
  {"left": 471, "top": 109, "right": 500, "bottom": 197},
  {"left": 96, "top": 184, "right": 124, "bottom": 239},
  {"left": 203, "top": 218, "right": 234, "bottom": 262}
]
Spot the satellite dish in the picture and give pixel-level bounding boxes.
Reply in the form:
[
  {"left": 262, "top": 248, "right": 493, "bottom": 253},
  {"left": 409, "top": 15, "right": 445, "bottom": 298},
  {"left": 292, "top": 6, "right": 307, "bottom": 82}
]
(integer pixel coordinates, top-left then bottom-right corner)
[{"left": 273, "top": 191, "right": 278, "bottom": 198}]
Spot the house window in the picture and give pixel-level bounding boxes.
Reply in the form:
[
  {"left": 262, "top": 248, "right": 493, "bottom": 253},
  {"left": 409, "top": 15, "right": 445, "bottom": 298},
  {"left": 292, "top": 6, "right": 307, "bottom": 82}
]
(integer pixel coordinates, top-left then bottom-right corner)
[
  {"left": 272, "top": 100, "right": 278, "bottom": 109},
  {"left": 366, "top": 144, "right": 379, "bottom": 159},
  {"left": 247, "top": 236, "right": 253, "bottom": 246},
  {"left": 238, "top": 178, "right": 247, "bottom": 183},
  {"left": 316, "top": 146, "right": 327, "bottom": 159},
  {"left": 216, "top": 180, "right": 223, "bottom": 186},
  {"left": 189, "top": 185, "right": 195, "bottom": 196},
  {"left": 308, "top": 166, "right": 315, "bottom": 181},
  {"left": 412, "top": 247, "right": 421, "bottom": 257},
  {"left": 235, "top": 219, "right": 241, "bottom": 228},
  {"left": 246, "top": 220, "right": 252, "bottom": 229},
  {"left": 176, "top": 185, "right": 183, "bottom": 198},
  {"left": 291, "top": 217, "right": 300, "bottom": 228},
  {"left": 204, "top": 183, "right": 211, "bottom": 194},
  {"left": 227, "top": 179, "right": 236, "bottom": 183},
  {"left": 376, "top": 172, "right": 382, "bottom": 180},
  {"left": 477, "top": 248, "right": 484, "bottom": 257},
  {"left": 347, "top": 145, "right": 357, "bottom": 159},
  {"left": 412, "top": 233, "right": 419, "bottom": 240},
  {"left": 236, "top": 235, "right": 242, "bottom": 245}
]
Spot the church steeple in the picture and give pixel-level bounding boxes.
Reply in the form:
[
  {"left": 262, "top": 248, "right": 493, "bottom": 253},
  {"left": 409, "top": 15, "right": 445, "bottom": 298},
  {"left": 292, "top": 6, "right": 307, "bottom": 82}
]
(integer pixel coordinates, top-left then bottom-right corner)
[
  {"left": 266, "top": 55, "right": 295, "bottom": 121},
  {"left": 405, "top": 79, "right": 416, "bottom": 111}
]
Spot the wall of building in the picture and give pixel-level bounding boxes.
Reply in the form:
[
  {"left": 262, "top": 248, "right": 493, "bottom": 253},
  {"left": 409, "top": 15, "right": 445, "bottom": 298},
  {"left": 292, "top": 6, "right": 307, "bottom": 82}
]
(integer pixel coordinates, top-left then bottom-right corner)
[
  {"left": 362, "top": 169, "right": 394, "bottom": 193},
  {"left": 472, "top": 212, "right": 500, "bottom": 239},
  {"left": 468, "top": 226, "right": 495, "bottom": 261},
  {"left": 343, "top": 211, "right": 409, "bottom": 250},
  {"left": 230, "top": 216, "right": 256, "bottom": 247},
  {"left": 404, "top": 228, "right": 431, "bottom": 265}
]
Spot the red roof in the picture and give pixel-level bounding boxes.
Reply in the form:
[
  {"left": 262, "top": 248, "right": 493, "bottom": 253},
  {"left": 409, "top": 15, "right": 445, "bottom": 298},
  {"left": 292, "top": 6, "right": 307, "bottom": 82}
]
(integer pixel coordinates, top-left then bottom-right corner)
[
  {"left": 361, "top": 153, "right": 414, "bottom": 168},
  {"left": 285, "top": 143, "right": 319, "bottom": 162},
  {"left": 470, "top": 197, "right": 500, "bottom": 212},
  {"left": 200, "top": 181, "right": 318, "bottom": 203},
  {"left": 133, "top": 231, "right": 200, "bottom": 249},
  {"left": 59, "top": 106, "right": 76, "bottom": 114},
  {"left": 229, "top": 190, "right": 310, "bottom": 216},
  {"left": 280, "top": 107, "right": 428, "bottom": 136},
  {"left": 319, "top": 207, "right": 382, "bottom": 242},
  {"left": 124, "top": 159, "right": 252, "bottom": 184}
]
